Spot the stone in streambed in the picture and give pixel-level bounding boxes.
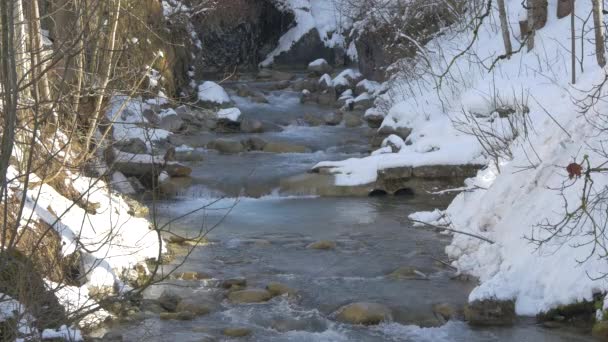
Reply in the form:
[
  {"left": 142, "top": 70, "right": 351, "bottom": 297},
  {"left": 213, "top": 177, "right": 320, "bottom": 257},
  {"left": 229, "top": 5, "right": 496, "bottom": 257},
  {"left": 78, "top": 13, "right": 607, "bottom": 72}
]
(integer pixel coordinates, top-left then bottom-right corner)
[
  {"left": 159, "top": 311, "right": 195, "bottom": 320},
  {"left": 464, "top": 299, "right": 516, "bottom": 326},
  {"left": 307, "top": 240, "right": 336, "bottom": 250},
  {"left": 242, "top": 137, "right": 267, "bottom": 151},
  {"left": 159, "top": 290, "right": 181, "bottom": 312},
  {"left": 223, "top": 327, "right": 252, "bottom": 337},
  {"left": 263, "top": 142, "right": 310, "bottom": 154},
  {"left": 387, "top": 266, "right": 429, "bottom": 280},
  {"left": 324, "top": 111, "right": 343, "bottom": 126},
  {"left": 175, "top": 298, "right": 217, "bottom": 316},
  {"left": 228, "top": 289, "right": 273, "bottom": 303},
  {"left": 207, "top": 138, "right": 244, "bottom": 154},
  {"left": 344, "top": 113, "right": 363, "bottom": 127},
  {"left": 266, "top": 282, "right": 297, "bottom": 297},
  {"left": 240, "top": 117, "right": 264, "bottom": 133},
  {"left": 334, "top": 302, "right": 393, "bottom": 325}
]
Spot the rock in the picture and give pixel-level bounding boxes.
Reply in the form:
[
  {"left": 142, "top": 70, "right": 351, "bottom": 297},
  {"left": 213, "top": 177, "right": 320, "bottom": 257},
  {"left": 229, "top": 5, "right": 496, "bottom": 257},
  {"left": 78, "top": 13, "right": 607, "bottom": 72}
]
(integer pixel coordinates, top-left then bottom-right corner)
[
  {"left": 323, "top": 111, "right": 343, "bottom": 126},
  {"left": 464, "top": 299, "right": 516, "bottom": 326},
  {"left": 115, "top": 138, "right": 148, "bottom": 154},
  {"left": 175, "top": 298, "right": 216, "bottom": 316},
  {"left": 159, "top": 290, "right": 181, "bottom": 312},
  {"left": 198, "top": 81, "right": 232, "bottom": 108},
  {"left": 159, "top": 114, "right": 185, "bottom": 133},
  {"left": 159, "top": 175, "right": 192, "bottom": 195},
  {"left": 387, "top": 266, "right": 428, "bottom": 280},
  {"left": 433, "top": 303, "right": 457, "bottom": 321},
  {"left": 382, "top": 135, "right": 406, "bottom": 153},
  {"left": 207, "top": 138, "right": 244, "bottom": 154},
  {"left": 334, "top": 302, "right": 392, "bottom": 325},
  {"left": 378, "top": 125, "right": 413, "bottom": 141},
  {"left": 303, "top": 113, "right": 324, "bottom": 126},
  {"left": 228, "top": 289, "right": 273, "bottom": 304},
  {"left": 174, "top": 150, "right": 205, "bottom": 162},
  {"left": 263, "top": 142, "right": 310, "bottom": 154},
  {"left": 356, "top": 80, "right": 382, "bottom": 95},
  {"left": 251, "top": 93, "right": 269, "bottom": 103},
  {"left": 344, "top": 113, "right": 363, "bottom": 127},
  {"left": 411, "top": 165, "right": 482, "bottom": 179},
  {"left": 112, "top": 151, "right": 192, "bottom": 177},
  {"left": 272, "top": 80, "right": 291, "bottom": 90},
  {"left": 142, "top": 108, "right": 160, "bottom": 125},
  {"left": 306, "top": 240, "right": 336, "bottom": 250},
  {"left": 241, "top": 137, "right": 268, "bottom": 151},
  {"left": 308, "top": 58, "right": 333, "bottom": 75},
  {"left": 160, "top": 311, "right": 195, "bottom": 320},
  {"left": 266, "top": 282, "right": 296, "bottom": 297},
  {"left": 240, "top": 117, "right": 264, "bottom": 133},
  {"left": 364, "top": 108, "right": 385, "bottom": 128},
  {"left": 223, "top": 328, "right": 252, "bottom": 338},
  {"left": 221, "top": 278, "right": 247, "bottom": 289},
  {"left": 317, "top": 89, "right": 336, "bottom": 106},
  {"left": 293, "top": 78, "right": 318, "bottom": 92},
  {"left": 353, "top": 93, "right": 374, "bottom": 111},
  {"left": 257, "top": 69, "right": 295, "bottom": 81},
  {"left": 318, "top": 74, "right": 332, "bottom": 91},
  {"left": 235, "top": 84, "right": 255, "bottom": 97},
  {"left": 174, "top": 271, "right": 211, "bottom": 281}
]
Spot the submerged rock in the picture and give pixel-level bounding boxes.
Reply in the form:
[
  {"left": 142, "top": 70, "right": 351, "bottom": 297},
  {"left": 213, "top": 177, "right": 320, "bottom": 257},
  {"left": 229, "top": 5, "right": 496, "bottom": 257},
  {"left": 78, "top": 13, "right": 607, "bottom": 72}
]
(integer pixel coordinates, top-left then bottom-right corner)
[
  {"left": 263, "top": 142, "right": 309, "bottom": 154},
  {"left": 334, "top": 302, "right": 392, "bottom": 325},
  {"left": 240, "top": 117, "right": 264, "bottom": 133},
  {"left": 223, "top": 327, "right": 252, "bottom": 337},
  {"left": 175, "top": 297, "right": 217, "bottom": 316},
  {"left": 228, "top": 289, "right": 273, "bottom": 303},
  {"left": 387, "top": 266, "right": 428, "bottom": 280},
  {"left": 207, "top": 138, "right": 244, "bottom": 154},
  {"left": 323, "top": 111, "right": 343, "bottom": 126},
  {"left": 464, "top": 299, "right": 516, "bottom": 326},
  {"left": 266, "top": 282, "right": 297, "bottom": 297},
  {"left": 306, "top": 240, "right": 336, "bottom": 250},
  {"left": 159, "top": 311, "right": 195, "bottom": 320}
]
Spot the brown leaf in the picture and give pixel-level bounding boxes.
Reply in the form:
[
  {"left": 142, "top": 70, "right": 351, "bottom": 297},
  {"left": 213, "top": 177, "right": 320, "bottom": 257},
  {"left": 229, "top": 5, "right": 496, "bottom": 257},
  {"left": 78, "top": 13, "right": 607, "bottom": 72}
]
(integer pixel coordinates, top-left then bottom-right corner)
[{"left": 566, "top": 163, "right": 583, "bottom": 179}]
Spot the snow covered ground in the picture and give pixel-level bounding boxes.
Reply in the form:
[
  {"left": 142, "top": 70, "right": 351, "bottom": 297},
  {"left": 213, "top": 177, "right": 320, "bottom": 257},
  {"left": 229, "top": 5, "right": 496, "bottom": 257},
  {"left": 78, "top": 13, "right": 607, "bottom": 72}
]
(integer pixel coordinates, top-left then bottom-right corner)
[{"left": 312, "top": 0, "right": 608, "bottom": 316}]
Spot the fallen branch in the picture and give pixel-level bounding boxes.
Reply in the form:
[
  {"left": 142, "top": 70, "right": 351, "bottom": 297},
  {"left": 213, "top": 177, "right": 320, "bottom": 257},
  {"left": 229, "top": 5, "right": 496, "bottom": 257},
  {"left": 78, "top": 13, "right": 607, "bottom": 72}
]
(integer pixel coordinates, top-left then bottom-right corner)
[{"left": 410, "top": 219, "right": 495, "bottom": 244}]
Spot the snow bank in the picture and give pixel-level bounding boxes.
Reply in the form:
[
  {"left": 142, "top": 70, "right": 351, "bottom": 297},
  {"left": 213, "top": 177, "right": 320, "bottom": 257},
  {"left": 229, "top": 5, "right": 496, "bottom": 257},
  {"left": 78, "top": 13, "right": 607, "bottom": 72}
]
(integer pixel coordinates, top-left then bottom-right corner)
[
  {"left": 394, "top": 0, "right": 608, "bottom": 315},
  {"left": 197, "top": 81, "right": 231, "bottom": 104}
]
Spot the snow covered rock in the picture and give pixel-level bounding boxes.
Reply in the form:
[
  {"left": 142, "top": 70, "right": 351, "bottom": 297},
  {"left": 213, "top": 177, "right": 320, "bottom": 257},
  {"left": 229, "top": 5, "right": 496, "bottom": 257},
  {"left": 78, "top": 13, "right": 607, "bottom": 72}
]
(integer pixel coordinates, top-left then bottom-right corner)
[
  {"left": 159, "top": 114, "right": 185, "bottom": 133},
  {"left": 364, "top": 108, "right": 386, "bottom": 128},
  {"left": 308, "top": 58, "right": 332, "bottom": 75},
  {"left": 332, "top": 69, "right": 363, "bottom": 94},
  {"left": 318, "top": 74, "right": 332, "bottom": 90},
  {"left": 381, "top": 134, "right": 406, "bottom": 153},
  {"left": 216, "top": 107, "right": 242, "bottom": 123},
  {"left": 353, "top": 92, "right": 373, "bottom": 110},
  {"left": 356, "top": 80, "right": 382, "bottom": 96},
  {"left": 197, "top": 81, "right": 231, "bottom": 106}
]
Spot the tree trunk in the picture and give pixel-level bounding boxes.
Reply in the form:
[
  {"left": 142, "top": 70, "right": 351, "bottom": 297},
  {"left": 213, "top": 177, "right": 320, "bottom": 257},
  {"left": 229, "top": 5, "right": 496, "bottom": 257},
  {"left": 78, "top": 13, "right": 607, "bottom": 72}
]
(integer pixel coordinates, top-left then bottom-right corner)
[
  {"left": 14, "top": 0, "right": 30, "bottom": 99},
  {"left": 497, "top": 0, "right": 512, "bottom": 56},
  {"left": 527, "top": 0, "right": 535, "bottom": 51},
  {"left": 571, "top": 0, "right": 576, "bottom": 83},
  {"left": 592, "top": 0, "right": 606, "bottom": 67},
  {"left": 84, "top": 0, "right": 122, "bottom": 154}
]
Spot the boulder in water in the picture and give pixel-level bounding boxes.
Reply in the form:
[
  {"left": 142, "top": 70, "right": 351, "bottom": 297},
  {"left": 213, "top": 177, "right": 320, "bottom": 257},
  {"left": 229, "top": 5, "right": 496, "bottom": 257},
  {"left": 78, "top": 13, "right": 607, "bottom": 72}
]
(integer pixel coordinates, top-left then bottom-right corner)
[
  {"left": 324, "top": 111, "right": 343, "bottom": 126},
  {"left": 228, "top": 289, "right": 273, "bottom": 303},
  {"left": 263, "top": 142, "right": 310, "bottom": 154},
  {"left": 207, "top": 138, "right": 244, "bottom": 154},
  {"left": 223, "top": 327, "right": 252, "bottom": 337},
  {"left": 159, "top": 290, "right": 181, "bottom": 312},
  {"left": 464, "top": 299, "right": 516, "bottom": 326},
  {"left": 308, "top": 58, "right": 333, "bottom": 75},
  {"left": 240, "top": 117, "right": 264, "bottom": 133},
  {"left": 334, "top": 302, "right": 393, "bottom": 325},
  {"left": 307, "top": 240, "right": 336, "bottom": 250},
  {"left": 266, "top": 282, "right": 297, "bottom": 297},
  {"left": 242, "top": 137, "right": 268, "bottom": 151}
]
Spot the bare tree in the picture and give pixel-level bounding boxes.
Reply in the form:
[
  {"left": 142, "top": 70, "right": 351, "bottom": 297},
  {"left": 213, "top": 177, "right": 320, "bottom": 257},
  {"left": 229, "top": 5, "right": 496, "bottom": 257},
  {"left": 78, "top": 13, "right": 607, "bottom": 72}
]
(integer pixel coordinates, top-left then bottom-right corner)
[
  {"left": 497, "top": 0, "right": 512, "bottom": 56},
  {"left": 592, "top": 0, "right": 606, "bottom": 67}
]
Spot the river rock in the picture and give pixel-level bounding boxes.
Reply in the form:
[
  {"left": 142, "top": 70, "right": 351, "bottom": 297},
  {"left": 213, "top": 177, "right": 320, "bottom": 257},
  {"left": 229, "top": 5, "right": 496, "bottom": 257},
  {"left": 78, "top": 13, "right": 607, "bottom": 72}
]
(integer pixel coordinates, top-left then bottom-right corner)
[
  {"left": 115, "top": 138, "right": 148, "bottom": 154},
  {"left": 303, "top": 113, "right": 324, "bottom": 126},
  {"left": 223, "top": 327, "right": 252, "bottom": 337},
  {"left": 433, "top": 303, "right": 458, "bottom": 321},
  {"left": 334, "top": 302, "right": 393, "bottom": 325},
  {"left": 241, "top": 137, "right": 267, "bottom": 151},
  {"left": 175, "top": 297, "right": 217, "bottom": 316},
  {"left": 257, "top": 69, "right": 295, "bottom": 81},
  {"left": 363, "top": 108, "right": 385, "bottom": 128},
  {"left": 378, "top": 125, "right": 413, "bottom": 141},
  {"left": 266, "top": 282, "right": 297, "bottom": 297},
  {"left": 464, "top": 299, "right": 516, "bottom": 326},
  {"left": 240, "top": 117, "right": 264, "bottom": 133},
  {"left": 387, "top": 266, "right": 428, "bottom": 280},
  {"left": 236, "top": 84, "right": 255, "bottom": 97},
  {"left": 142, "top": 108, "right": 160, "bottom": 125},
  {"left": 160, "top": 114, "right": 186, "bottom": 133},
  {"left": 228, "top": 289, "right": 273, "bottom": 303},
  {"left": 174, "top": 150, "right": 205, "bottom": 162},
  {"left": 207, "top": 138, "right": 244, "bottom": 154},
  {"left": 160, "top": 311, "right": 195, "bottom": 320},
  {"left": 221, "top": 278, "right": 247, "bottom": 289},
  {"left": 159, "top": 290, "right": 181, "bottom": 312},
  {"left": 308, "top": 58, "right": 333, "bottom": 75},
  {"left": 353, "top": 93, "right": 374, "bottom": 111},
  {"left": 293, "top": 78, "right": 318, "bottom": 92},
  {"left": 174, "top": 271, "right": 211, "bottom": 281},
  {"left": 318, "top": 74, "right": 332, "bottom": 91},
  {"left": 307, "top": 240, "right": 336, "bottom": 250},
  {"left": 317, "top": 89, "right": 337, "bottom": 106},
  {"left": 263, "top": 142, "right": 309, "bottom": 154},
  {"left": 344, "top": 112, "right": 363, "bottom": 127},
  {"left": 324, "top": 111, "right": 343, "bottom": 126}
]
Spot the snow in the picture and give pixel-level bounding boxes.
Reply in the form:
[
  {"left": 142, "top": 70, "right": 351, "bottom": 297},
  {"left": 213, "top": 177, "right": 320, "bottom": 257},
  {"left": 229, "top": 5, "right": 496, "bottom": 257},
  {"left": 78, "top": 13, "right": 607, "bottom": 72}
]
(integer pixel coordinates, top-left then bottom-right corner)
[
  {"left": 106, "top": 95, "right": 171, "bottom": 151},
  {"left": 309, "top": 58, "right": 328, "bottom": 68},
  {"left": 42, "top": 325, "right": 83, "bottom": 341},
  {"left": 332, "top": 69, "right": 362, "bottom": 87},
  {"left": 216, "top": 107, "right": 242, "bottom": 122},
  {"left": 357, "top": 79, "right": 382, "bottom": 95},
  {"left": 361, "top": 0, "right": 608, "bottom": 316},
  {"left": 319, "top": 74, "right": 332, "bottom": 87},
  {"left": 198, "top": 81, "right": 231, "bottom": 104},
  {"left": 261, "top": 0, "right": 349, "bottom": 66}
]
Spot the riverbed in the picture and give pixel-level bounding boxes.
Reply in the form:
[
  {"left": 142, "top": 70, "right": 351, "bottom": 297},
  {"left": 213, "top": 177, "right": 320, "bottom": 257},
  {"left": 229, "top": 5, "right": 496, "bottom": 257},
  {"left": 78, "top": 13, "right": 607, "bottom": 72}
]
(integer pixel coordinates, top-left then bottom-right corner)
[{"left": 104, "top": 77, "right": 594, "bottom": 341}]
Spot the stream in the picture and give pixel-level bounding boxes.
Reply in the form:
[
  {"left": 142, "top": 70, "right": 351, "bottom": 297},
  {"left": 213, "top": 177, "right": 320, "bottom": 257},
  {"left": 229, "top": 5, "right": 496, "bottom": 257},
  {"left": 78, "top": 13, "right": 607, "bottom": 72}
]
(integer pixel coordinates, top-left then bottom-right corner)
[{"left": 104, "top": 76, "right": 594, "bottom": 341}]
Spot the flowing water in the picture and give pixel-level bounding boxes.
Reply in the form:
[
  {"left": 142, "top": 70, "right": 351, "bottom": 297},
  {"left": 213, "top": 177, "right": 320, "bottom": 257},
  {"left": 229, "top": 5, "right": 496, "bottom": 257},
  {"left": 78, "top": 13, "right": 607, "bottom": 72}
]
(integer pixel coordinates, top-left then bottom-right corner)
[{"left": 106, "top": 77, "right": 594, "bottom": 341}]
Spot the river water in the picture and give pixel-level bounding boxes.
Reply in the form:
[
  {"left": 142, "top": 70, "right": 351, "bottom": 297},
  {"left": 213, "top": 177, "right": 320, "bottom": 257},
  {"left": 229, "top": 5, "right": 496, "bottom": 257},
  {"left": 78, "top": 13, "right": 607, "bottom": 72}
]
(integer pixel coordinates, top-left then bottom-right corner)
[{"left": 106, "top": 77, "right": 594, "bottom": 341}]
